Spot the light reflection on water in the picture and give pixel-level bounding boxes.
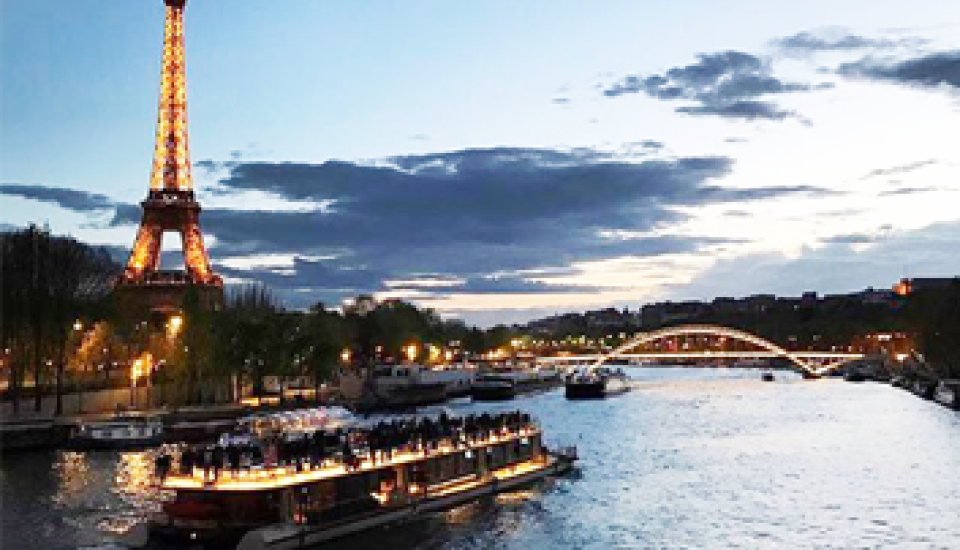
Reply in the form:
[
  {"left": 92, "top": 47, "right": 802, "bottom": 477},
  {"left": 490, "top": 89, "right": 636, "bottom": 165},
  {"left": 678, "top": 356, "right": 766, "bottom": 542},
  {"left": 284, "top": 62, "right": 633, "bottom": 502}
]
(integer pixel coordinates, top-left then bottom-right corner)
[{"left": 2, "top": 368, "right": 959, "bottom": 549}]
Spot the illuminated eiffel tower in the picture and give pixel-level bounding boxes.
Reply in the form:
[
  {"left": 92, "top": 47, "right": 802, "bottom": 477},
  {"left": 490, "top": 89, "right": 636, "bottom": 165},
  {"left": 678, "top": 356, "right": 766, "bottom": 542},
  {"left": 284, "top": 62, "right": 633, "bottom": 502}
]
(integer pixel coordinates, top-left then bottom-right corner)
[{"left": 116, "top": 0, "right": 222, "bottom": 312}]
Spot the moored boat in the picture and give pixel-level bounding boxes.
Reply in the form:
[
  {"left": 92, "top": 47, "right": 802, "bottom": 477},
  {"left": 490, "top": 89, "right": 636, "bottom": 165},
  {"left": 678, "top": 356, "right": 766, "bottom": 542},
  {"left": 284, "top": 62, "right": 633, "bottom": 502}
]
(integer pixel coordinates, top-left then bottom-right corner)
[
  {"left": 131, "top": 411, "right": 575, "bottom": 549},
  {"left": 68, "top": 413, "right": 165, "bottom": 450},
  {"left": 934, "top": 380, "right": 960, "bottom": 410},
  {"left": 565, "top": 367, "right": 630, "bottom": 399},
  {"left": 470, "top": 374, "right": 517, "bottom": 401}
]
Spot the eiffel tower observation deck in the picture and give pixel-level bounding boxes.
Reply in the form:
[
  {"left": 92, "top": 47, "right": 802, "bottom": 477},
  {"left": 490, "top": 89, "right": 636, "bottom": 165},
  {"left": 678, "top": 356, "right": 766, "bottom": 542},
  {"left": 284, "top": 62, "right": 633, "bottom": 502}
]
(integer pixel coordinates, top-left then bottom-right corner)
[{"left": 115, "top": 0, "right": 223, "bottom": 313}]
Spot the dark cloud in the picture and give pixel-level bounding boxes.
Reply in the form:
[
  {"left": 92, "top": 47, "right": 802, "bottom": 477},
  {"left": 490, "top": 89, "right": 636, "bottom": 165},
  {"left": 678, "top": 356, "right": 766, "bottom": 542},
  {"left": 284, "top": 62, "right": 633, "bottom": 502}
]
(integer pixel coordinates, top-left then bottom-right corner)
[
  {"left": 0, "top": 183, "right": 116, "bottom": 212},
  {"left": 164, "top": 148, "right": 825, "bottom": 306},
  {"left": 676, "top": 100, "right": 795, "bottom": 121},
  {"left": 773, "top": 31, "right": 906, "bottom": 53},
  {"left": 18, "top": 147, "right": 829, "bottom": 309},
  {"left": 603, "top": 50, "right": 828, "bottom": 121},
  {"left": 839, "top": 51, "right": 960, "bottom": 88},
  {"left": 861, "top": 159, "right": 939, "bottom": 179}
]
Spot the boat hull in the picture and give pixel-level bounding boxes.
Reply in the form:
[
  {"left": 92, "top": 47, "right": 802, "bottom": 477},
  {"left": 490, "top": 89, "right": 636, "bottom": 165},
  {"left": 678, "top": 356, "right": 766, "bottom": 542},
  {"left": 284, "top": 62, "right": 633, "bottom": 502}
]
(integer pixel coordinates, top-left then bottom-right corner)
[
  {"left": 470, "top": 385, "right": 516, "bottom": 401},
  {"left": 236, "top": 456, "right": 573, "bottom": 550},
  {"left": 565, "top": 376, "right": 630, "bottom": 399}
]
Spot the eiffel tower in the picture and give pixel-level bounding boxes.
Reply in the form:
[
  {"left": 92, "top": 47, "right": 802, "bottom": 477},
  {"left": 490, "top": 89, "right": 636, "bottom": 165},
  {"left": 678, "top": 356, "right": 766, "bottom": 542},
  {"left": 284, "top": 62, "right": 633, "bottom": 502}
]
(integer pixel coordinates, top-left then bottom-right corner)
[{"left": 115, "top": 0, "right": 223, "bottom": 312}]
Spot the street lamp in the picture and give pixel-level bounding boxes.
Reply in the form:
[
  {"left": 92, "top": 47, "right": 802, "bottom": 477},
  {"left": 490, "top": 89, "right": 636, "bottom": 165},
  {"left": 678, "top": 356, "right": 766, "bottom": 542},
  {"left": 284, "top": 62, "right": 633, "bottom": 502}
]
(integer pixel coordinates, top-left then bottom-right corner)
[
  {"left": 130, "top": 358, "right": 143, "bottom": 407},
  {"left": 73, "top": 320, "right": 85, "bottom": 413},
  {"left": 405, "top": 344, "right": 418, "bottom": 363},
  {"left": 167, "top": 314, "right": 184, "bottom": 338}
]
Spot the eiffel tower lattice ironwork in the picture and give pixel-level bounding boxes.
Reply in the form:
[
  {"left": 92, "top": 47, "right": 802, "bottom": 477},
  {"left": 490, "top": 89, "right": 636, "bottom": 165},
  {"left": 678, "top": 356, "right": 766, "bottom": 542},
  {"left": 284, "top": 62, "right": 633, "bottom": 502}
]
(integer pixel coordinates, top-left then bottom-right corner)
[{"left": 116, "top": 0, "right": 222, "bottom": 310}]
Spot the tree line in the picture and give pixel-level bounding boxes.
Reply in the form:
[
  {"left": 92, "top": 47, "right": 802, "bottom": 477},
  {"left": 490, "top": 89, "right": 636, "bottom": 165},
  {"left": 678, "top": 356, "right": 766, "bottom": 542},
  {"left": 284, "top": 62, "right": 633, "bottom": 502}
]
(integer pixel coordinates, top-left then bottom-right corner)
[{"left": 1, "top": 226, "right": 518, "bottom": 412}]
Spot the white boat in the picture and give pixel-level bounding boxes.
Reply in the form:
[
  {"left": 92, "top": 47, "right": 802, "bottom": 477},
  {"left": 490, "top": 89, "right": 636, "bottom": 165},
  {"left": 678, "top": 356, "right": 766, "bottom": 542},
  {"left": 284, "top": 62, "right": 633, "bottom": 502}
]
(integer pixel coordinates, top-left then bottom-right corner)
[
  {"left": 358, "top": 364, "right": 476, "bottom": 409},
  {"left": 69, "top": 413, "right": 165, "bottom": 449},
  {"left": 934, "top": 380, "right": 960, "bottom": 409}
]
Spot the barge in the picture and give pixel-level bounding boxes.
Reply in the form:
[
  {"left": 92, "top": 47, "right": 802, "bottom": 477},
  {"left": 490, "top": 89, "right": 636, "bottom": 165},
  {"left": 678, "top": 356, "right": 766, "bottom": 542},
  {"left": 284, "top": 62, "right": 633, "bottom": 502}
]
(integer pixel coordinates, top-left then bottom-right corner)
[
  {"left": 471, "top": 368, "right": 562, "bottom": 401},
  {"left": 565, "top": 367, "right": 630, "bottom": 399},
  {"left": 129, "top": 411, "right": 575, "bottom": 549}
]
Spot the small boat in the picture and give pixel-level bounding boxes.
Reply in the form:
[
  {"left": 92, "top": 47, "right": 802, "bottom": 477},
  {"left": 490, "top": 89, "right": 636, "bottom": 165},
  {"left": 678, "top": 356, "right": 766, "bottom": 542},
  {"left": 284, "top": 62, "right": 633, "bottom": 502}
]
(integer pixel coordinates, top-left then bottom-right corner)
[
  {"left": 565, "top": 367, "right": 630, "bottom": 399},
  {"left": 844, "top": 370, "right": 868, "bottom": 383},
  {"left": 130, "top": 411, "right": 576, "bottom": 549},
  {"left": 761, "top": 371, "right": 776, "bottom": 382},
  {"left": 69, "top": 413, "right": 165, "bottom": 449},
  {"left": 470, "top": 374, "right": 517, "bottom": 401},
  {"left": 934, "top": 380, "right": 960, "bottom": 409}
]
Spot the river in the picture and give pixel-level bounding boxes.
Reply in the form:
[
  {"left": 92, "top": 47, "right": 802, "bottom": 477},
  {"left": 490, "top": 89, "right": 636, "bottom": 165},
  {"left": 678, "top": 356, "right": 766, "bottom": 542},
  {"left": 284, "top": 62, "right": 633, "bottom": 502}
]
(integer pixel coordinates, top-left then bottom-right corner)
[{"left": 2, "top": 368, "right": 959, "bottom": 549}]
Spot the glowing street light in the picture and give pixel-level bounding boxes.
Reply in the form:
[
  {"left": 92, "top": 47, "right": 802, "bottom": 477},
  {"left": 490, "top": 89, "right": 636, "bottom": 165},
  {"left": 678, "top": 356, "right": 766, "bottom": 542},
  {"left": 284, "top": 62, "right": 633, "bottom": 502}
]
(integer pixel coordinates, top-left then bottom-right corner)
[
  {"left": 405, "top": 344, "right": 418, "bottom": 363},
  {"left": 167, "top": 314, "right": 184, "bottom": 338},
  {"left": 340, "top": 349, "right": 351, "bottom": 364},
  {"left": 73, "top": 320, "right": 83, "bottom": 332}
]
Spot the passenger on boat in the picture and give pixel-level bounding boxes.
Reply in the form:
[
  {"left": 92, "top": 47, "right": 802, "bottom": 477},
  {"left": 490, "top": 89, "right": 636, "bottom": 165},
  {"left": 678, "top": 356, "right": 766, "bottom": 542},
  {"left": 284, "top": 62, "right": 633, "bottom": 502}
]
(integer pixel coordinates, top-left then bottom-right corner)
[{"left": 157, "top": 410, "right": 535, "bottom": 484}]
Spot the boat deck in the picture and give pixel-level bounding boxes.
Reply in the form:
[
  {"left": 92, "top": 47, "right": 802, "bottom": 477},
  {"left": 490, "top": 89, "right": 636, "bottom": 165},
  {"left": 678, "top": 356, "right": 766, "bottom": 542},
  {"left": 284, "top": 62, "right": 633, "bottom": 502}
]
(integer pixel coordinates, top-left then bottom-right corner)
[{"left": 162, "top": 426, "right": 541, "bottom": 492}]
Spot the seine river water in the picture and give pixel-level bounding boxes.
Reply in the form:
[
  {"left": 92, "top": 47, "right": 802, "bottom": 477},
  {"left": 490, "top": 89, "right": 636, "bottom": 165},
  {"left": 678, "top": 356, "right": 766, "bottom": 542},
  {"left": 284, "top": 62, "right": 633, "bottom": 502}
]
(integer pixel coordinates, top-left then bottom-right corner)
[{"left": 3, "top": 368, "right": 959, "bottom": 549}]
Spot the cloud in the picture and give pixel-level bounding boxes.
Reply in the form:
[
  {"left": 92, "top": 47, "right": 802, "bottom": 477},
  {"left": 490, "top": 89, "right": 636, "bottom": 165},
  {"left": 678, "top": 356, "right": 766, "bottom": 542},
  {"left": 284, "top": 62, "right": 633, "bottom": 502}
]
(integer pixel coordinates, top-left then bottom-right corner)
[
  {"left": 675, "top": 220, "right": 960, "bottom": 300},
  {"left": 820, "top": 232, "right": 880, "bottom": 245},
  {"left": 839, "top": 51, "right": 960, "bottom": 88},
  {"left": 158, "top": 147, "right": 825, "bottom": 306},
  {"left": 0, "top": 183, "right": 117, "bottom": 212},
  {"left": 676, "top": 100, "right": 795, "bottom": 121},
  {"left": 16, "top": 147, "right": 830, "bottom": 310},
  {"left": 602, "top": 50, "right": 828, "bottom": 121},
  {"left": 773, "top": 30, "right": 908, "bottom": 54},
  {"left": 861, "top": 159, "right": 939, "bottom": 179},
  {"left": 878, "top": 186, "right": 940, "bottom": 197}
]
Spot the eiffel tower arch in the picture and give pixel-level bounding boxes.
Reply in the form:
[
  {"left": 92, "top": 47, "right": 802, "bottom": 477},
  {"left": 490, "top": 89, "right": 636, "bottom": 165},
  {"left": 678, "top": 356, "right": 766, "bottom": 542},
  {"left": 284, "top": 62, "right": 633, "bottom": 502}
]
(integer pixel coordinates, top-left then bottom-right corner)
[{"left": 115, "top": 0, "right": 223, "bottom": 314}]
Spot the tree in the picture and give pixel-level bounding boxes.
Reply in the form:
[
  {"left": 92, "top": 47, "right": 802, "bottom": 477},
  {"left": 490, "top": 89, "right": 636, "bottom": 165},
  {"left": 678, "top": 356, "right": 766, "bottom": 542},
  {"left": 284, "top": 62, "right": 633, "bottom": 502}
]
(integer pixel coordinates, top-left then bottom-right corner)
[
  {"left": 911, "top": 281, "right": 960, "bottom": 378},
  {"left": 0, "top": 226, "right": 118, "bottom": 414},
  {"left": 299, "top": 303, "right": 345, "bottom": 401}
]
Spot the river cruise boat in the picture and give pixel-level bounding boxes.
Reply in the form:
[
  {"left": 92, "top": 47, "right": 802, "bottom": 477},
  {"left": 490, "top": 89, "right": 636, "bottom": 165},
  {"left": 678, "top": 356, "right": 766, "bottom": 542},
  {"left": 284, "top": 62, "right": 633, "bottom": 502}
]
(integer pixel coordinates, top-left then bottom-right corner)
[
  {"left": 565, "top": 367, "right": 630, "bottom": 399},
  {"left": 130, "top": 410, "right": 575, "bottom": 549},
  {"left": 69, "top": 413, "right": 165, "bottom": 449}
]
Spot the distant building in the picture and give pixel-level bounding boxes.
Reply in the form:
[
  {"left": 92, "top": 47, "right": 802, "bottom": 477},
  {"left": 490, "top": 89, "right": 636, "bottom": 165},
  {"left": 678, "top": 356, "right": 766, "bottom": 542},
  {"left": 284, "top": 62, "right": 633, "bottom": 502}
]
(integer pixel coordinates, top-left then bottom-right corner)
[{"left": 893, "top": 277, "right": 959, "bottom": 296}]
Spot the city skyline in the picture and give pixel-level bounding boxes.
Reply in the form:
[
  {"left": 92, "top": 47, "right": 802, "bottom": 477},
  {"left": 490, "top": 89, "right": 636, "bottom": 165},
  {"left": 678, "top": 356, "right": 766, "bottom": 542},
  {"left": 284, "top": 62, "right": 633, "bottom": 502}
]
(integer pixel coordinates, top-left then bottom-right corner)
[{"left": 2, "top": 1, "right": 960, "bottom": 325}]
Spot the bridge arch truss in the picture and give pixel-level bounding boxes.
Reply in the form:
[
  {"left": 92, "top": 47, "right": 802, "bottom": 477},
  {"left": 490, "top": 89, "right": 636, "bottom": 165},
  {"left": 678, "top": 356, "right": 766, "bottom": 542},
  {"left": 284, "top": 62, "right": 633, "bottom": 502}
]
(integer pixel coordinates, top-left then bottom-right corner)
[{"left": 591, "top": 324, "right": 862, "bottom": 375}]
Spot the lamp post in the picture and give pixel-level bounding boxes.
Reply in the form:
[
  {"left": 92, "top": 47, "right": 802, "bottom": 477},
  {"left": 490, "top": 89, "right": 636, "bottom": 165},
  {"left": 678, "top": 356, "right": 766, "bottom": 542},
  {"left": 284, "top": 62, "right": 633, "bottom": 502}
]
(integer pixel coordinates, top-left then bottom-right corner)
[
  {"left": 73, "top": 321, "right": 84, "bottom": 414},
  {"left": 130, "top": 359, "right": 143, "bottom": 408}
]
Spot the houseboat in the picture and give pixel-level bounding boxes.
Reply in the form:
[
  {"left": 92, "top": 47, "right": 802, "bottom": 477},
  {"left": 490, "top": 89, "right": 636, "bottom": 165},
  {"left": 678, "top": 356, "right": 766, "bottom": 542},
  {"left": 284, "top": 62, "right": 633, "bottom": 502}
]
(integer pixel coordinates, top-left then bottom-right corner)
[
  {"left": 129, "top": 411, "right": 575, "bottom": 549},
  {"left": 565, "top": 367, "right": 630, "bottom": 399},
  {"left": 343, "top": 364, "right": 476, "bottom": 411}
]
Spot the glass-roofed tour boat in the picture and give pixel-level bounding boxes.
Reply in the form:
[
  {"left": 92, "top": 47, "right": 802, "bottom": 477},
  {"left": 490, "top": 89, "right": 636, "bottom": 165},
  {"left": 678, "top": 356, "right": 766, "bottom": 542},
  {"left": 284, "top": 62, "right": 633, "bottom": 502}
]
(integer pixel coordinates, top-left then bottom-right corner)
[{"left": 125, "top": 407, "right": 576, "bottom": 549}]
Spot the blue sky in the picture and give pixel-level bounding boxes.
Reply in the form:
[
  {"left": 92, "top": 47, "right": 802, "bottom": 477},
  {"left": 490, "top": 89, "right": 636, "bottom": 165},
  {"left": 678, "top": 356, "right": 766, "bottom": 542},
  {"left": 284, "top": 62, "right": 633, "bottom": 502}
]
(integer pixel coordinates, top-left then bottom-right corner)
[{"left": 3, "top": 0, "right": 960, "bottom": 325}]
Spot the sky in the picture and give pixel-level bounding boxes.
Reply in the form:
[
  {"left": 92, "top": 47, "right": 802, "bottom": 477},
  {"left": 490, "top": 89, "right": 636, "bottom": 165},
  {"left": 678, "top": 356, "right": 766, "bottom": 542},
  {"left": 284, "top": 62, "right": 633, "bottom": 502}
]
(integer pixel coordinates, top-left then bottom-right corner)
[{"left": 2, "top": 0, "right": 960, "bottom": 326}]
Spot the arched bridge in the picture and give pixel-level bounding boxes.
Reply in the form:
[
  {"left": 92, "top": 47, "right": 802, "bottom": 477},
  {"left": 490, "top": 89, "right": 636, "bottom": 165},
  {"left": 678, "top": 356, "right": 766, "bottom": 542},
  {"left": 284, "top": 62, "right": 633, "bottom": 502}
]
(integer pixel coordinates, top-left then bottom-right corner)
[{"left": 539, "top": 324, "right": 865, "bottom": 375}]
